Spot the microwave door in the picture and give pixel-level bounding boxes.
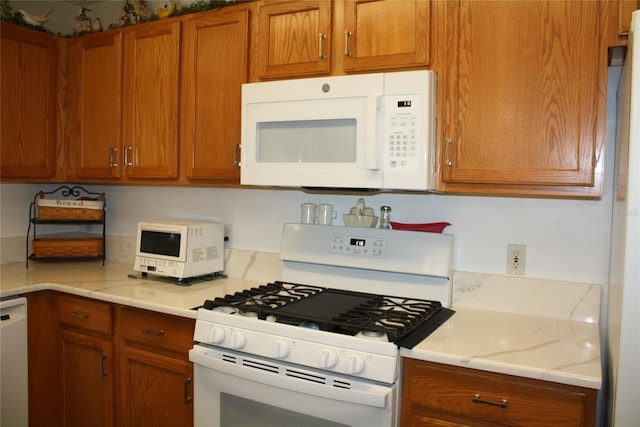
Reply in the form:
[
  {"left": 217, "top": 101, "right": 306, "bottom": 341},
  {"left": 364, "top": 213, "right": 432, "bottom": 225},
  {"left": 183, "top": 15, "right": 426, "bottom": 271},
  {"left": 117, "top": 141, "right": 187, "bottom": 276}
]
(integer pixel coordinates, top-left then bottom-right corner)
[{"left": 241, "top": 96, "right": 383, "bottom": 189}]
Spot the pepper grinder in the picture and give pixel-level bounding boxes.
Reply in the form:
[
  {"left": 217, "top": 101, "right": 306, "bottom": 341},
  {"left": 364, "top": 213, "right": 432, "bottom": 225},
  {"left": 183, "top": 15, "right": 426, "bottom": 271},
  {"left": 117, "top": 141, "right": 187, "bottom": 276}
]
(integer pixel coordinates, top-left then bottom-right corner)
[{"left": 379, "top": 206, "right": 391, "bottom": 229}]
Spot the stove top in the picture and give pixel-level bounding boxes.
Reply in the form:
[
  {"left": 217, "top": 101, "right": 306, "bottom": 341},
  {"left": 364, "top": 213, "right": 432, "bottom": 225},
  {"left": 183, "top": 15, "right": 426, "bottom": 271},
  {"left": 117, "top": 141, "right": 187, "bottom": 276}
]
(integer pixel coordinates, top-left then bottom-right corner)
[{"left": 202, "top": 281, "right": 454, "bottom": 347}]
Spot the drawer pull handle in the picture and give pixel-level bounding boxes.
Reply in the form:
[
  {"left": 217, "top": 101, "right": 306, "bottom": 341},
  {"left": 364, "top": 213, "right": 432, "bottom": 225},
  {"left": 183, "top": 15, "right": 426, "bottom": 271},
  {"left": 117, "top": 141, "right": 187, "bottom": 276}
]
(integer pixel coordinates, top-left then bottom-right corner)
[
  {"left": 142, "top": 327, "right": 165, "bottom": 336},
  {"left": 71, "top": 311, "right": 89, "bottom": 319},
  {"left": 344, "top": 30, "right": 352, "bottom": 56},
  {"left": 473, "top": 393, "right": 508, "bottom": 408},
  {"left": 100, "top": 354, "right": 108, "bottom": 377},
  {"left": 445, "top": 137, "right": 453, "bottom": 166},
  {"left": 234, "top": 144, "right": 241, "bottom": 167},
  {"left": 318, "top": 33, "right": 326, "bottom": 59},
  {"left": 183, "top": 378, "right": 192, "bottom": 403}
]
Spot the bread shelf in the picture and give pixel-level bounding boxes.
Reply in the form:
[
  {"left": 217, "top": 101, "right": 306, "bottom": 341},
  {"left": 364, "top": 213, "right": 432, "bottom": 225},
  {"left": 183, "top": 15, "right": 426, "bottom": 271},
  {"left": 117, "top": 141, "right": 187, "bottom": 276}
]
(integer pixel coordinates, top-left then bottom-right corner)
[{"left": 27, "top": 186, "right": 106, "bottom": 266}]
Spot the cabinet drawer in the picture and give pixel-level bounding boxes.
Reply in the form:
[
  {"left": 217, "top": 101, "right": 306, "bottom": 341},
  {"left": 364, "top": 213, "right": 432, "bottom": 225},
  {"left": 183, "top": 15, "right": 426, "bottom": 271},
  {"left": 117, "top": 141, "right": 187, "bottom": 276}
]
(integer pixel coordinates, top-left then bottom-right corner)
[
  {"left": 403, "top": 360, "right": 595, "bottom": 427},
  {"left": 57, "top": 294, "right": 113, "bottom": 335},
  {"left": 120, "top": 307, "right": 194, "bottom": 354}
]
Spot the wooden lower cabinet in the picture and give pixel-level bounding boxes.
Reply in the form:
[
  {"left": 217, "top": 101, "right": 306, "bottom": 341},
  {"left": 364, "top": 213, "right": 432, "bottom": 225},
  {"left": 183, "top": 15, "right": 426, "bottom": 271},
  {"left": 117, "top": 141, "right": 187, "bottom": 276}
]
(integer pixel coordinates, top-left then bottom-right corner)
[
  {"left": 119, "top": 346, "right": 193, "bottom": 427},
  {"left": 27, "top": 292, "right": 195, "bottom": 427},
  {"left": 401, "top": 359, "right": 597, "bottom": 427},
  {"left": 118, "top": 307, "right": 195, "bottom": 427},
  {"left": 59, "top": 330, "right": 115, "bottom": 427}
]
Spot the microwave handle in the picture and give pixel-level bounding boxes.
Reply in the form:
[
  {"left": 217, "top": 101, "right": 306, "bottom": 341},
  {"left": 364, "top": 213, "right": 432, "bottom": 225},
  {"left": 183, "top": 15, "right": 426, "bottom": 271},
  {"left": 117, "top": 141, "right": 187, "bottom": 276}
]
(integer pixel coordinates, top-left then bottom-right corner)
[{"left": 367, "top": 95, "right": 383, "bottom": 170}]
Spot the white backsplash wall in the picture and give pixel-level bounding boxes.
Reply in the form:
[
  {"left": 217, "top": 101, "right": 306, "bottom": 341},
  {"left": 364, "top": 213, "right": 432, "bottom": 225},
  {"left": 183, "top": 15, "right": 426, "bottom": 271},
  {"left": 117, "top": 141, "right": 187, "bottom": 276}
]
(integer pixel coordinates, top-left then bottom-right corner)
[
  {"left": 1, "top": 183, "right": 613, "bottom": 284},
  {"left": 0, "top": 68, "right": 620, "bottom": 287}
]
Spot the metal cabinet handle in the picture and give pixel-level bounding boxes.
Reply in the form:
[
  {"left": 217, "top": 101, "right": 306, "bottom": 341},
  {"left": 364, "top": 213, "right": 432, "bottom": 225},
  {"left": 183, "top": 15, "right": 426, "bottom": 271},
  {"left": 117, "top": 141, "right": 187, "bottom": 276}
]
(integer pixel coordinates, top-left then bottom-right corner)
[
  {"left": 183, "top": 378, "right": 192, "bottom": 403},
  {"left": 100, "top": 354, "right": 108, "bottom": 377},
  {"left": 318, "top": 33, "right": 327, "bottom": 59},
  {"left": 445, "top": 138, "right": 453, "bottom": 166},
  {"left": 473, "top": 393, "right": 508, "bottom": 408},
  {"left": 71, "top": 311, "right": 89, "bottom": 319},
  {"left": 109, "top": 147, "right": 118, "bottom": 167},
  {"left": 344, "top": 30, "right": 352, "bottom": 56},
  {"left": 142, "top": 327, "right": 165, "bottom": 336},
  {"left": 234, "top": 144, "right": 241, "bottom": 167},
  {"left": 124, "top": 146, "right": 134, "bottom": 167}
]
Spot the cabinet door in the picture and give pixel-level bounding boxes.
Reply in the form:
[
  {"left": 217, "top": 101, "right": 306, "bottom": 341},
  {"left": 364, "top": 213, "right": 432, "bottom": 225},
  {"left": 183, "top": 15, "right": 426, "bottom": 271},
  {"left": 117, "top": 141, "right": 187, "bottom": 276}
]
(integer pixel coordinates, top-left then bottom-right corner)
[
  {"left": 342, "top": 0, "right": 430, "bottom": 72},
  {"left": 608, "top": 0, "right": 640, "bottom": 46},
  {"left": 122, "top": 20, "right": 180, "bottom": 179},
  {"left": 182, "top": 8, "right": 249, "bottom": 180},
  {"left": 119, "top": 346, "right": 193, "bottom": 427},
  {"left": 0, "top": 23, "right": 57, "bottom": 179},
  {"left": 67, "top": 32, "right": 123, "bottom": 179},
  {"left": 437, "top": 1, "right": 605, "bottom": 196},
  {"left": 256, "top": 0, "right": 331, "bottom": 79},
  {"left": 60, "top": 329, "right": 114, "bottom": 427}
]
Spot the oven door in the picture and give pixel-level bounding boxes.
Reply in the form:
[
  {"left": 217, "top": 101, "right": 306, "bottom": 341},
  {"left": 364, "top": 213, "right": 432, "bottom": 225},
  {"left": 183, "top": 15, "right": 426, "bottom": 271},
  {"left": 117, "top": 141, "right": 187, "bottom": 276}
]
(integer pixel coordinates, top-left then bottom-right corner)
[{"left": 189, "top": 344, "right": 398, "bottom": 427}]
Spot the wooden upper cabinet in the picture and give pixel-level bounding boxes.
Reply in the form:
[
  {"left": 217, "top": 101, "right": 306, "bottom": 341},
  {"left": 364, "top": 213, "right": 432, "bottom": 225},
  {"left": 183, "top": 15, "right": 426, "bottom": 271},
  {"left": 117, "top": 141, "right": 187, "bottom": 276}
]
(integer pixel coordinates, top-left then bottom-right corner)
[
  {"left": 122, "top": 19, "right": 181, "bottom": 179},
  {"left": 341, "top": 0, "right": 430, "bottom": 72},
  {"left": 1, "top": 23, "right": 57, "bottom": 179},
  {"left": 436, "top": 0, "right": 606, "bottom": 196},
  {"left": 67, "top": 31, "right": 123, "bottom": 179},
  {"left": 253, "top": 0, "right": 431, "bottom": 80},
  {"left": 182, "top": 7, "right": 250, "bottom": 181},
  {"left": 607, "top": 0, "right": 639, "bottom": 46},
  {"left": 255, "top": 0, "right": 332, "bottom": 79}
]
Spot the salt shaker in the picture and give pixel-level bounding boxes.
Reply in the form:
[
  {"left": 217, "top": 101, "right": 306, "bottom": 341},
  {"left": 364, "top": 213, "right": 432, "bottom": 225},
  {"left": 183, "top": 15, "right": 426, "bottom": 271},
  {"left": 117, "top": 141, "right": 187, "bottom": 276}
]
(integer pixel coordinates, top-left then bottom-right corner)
[{"left": 379, "top": 206, "right": 391, "bottom": 229}]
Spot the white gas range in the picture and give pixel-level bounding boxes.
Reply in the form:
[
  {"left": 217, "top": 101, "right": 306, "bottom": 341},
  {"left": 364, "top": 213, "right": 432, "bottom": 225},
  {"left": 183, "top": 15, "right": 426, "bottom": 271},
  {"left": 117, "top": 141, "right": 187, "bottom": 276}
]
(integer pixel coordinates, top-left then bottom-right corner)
[{"left": 189, "top": 223, "right": 454, "bottom": 427}]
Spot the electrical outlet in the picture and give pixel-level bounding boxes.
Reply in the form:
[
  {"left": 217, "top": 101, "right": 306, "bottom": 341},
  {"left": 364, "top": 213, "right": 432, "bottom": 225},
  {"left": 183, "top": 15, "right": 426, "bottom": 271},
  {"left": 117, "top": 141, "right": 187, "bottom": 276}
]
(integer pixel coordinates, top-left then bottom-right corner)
[
  {"left": 223, "top": 224, "right": 232, "bottom": 248},
  {"left": 507, "top": 244, "right": 526, "bottom": 275}
]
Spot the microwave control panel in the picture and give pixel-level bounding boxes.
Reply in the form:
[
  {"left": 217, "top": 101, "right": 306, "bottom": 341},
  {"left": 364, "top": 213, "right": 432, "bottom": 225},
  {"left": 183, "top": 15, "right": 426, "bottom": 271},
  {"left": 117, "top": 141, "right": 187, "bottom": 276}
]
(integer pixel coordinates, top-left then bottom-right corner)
[
  {"left": 135, "top": 256, "right": 186, "bottom": 278},
  {"left": 384, "top": 94, "right": 420, "bottom": 171}
]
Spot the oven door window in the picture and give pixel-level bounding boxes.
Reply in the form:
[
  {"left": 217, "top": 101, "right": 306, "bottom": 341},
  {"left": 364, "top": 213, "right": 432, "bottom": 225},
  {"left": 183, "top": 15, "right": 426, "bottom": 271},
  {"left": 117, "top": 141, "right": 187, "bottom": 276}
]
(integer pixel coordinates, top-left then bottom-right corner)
[{"left": 221, "top": 393, "right": 348, "bottom": 427}]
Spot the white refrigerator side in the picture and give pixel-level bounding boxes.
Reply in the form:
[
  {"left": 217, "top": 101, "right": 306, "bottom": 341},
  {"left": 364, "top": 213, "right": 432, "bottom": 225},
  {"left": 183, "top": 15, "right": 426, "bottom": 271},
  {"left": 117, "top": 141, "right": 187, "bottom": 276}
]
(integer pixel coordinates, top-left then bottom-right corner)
[{"left": 608, "top": 10, "right": 640, "bottom": 427}]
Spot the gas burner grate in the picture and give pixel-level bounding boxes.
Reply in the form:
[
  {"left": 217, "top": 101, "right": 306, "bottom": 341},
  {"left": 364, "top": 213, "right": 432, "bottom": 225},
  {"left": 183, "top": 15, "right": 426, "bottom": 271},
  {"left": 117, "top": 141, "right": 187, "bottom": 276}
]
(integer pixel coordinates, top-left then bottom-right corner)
[
  {"left": 203, "top": 281, "right": 453, "bottom": 344},
  {"left": 203, "top": 282, "right": 324, "bottom": 311}
]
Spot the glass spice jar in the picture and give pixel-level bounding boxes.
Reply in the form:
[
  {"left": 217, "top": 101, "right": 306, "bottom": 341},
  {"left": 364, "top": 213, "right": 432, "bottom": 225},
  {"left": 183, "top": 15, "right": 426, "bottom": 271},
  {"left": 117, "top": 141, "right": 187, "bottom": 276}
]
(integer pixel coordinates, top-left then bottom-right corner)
[{"left": 379, "top": 206, "right": 391, "bottom": 229}]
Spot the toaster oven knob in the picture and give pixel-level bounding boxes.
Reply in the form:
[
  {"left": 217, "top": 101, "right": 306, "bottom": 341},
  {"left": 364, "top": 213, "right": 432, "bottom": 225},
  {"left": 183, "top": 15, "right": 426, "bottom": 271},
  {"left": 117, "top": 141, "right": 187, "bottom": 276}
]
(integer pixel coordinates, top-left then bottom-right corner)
[
  {"left": 208, "top": 326, "right": 226, "bottom": 344},
  {"left": 230, "top": 331, "right": 247, "bottom": 349},
  {"left": 319, "top": 349, "right": 338, "bottom": 369},
  {"left": 346, "top": 354, "right": 365, "bottom": 374},
  {"left": 272, "top": 340, "right": 291, "bottom": 358}
]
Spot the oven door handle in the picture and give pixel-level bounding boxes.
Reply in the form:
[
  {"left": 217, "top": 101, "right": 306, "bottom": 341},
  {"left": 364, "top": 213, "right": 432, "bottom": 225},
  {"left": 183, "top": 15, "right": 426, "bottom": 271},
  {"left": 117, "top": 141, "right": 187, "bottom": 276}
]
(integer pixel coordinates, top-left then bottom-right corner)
[{"left": 189, "top": 346, "right": 391, "bottom": 409}]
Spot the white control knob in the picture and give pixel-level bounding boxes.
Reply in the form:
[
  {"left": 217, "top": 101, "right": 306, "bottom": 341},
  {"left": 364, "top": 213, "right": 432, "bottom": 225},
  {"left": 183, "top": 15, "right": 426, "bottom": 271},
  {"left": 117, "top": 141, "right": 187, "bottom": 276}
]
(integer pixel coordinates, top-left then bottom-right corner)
[
  {"left": 208, "top": 326, "right": 226, "bottom": 344},
  {"left": 347, "top": 354, "right": 365, "bottom": 374},
  {"left": 272, "top": 340, "right": 291, "bottom": 358},
  {"left": 319, "top": 349, "right": 338, "bottom": 369},
  {"left": 230, "top": 331, "right": 247, "bottom": 349}
]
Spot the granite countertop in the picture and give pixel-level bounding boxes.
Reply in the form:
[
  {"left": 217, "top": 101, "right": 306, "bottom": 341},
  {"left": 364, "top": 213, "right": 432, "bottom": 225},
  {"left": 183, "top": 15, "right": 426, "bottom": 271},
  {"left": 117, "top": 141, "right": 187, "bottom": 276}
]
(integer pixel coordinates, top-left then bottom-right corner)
[
  {"left": 400, "top": 307, "right": 601, "bottom": 389},
  {"left": 0, "top": 259, "right": 602, "bottom": 390},
  {"left": 0, "top": 260, "right": 262, "bottom": 319}
]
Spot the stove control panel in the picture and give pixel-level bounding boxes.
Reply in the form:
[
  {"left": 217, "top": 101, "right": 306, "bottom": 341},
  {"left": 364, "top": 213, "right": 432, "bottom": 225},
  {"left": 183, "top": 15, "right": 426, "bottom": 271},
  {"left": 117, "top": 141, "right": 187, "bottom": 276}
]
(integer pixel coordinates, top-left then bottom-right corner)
[
  {"left": 194, "top": 312, "right": 399, "bottom": 384},
  {"left": 330, "top": 235, "right": 387, "bottom": 258}
]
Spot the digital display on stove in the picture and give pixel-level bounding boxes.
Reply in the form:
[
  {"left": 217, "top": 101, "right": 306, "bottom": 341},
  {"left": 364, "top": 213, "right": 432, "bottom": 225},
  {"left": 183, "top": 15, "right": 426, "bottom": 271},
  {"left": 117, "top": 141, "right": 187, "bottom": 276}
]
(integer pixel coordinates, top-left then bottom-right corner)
[{"left": 350, "top": 238, "right": 366, "bottom": 247}]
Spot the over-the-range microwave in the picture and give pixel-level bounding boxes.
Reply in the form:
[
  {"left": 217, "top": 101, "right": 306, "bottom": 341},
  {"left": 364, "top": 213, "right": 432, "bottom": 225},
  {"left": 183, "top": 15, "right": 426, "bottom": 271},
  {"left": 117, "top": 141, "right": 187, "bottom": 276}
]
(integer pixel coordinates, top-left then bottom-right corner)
[
  {"left": 134, "top": 221, "right": 224, "bottom": 280},
  {"left": 240, "top": 70, "right": 437, "bottom": 191}
]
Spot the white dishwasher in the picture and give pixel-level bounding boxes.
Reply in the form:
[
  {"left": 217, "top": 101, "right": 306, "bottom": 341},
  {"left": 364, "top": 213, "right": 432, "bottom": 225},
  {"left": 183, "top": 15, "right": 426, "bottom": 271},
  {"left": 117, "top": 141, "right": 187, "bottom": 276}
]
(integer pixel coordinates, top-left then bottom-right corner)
[{"left": 1, "top": 296, "right": 29, "bottom": 426}]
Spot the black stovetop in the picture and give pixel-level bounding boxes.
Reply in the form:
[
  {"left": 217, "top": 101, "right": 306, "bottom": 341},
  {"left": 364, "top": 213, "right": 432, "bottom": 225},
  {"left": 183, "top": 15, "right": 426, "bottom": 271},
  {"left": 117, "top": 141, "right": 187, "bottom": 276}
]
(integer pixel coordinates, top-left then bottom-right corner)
[{"left": 202, "top": 281, "right": 454, "bottom": 347}]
